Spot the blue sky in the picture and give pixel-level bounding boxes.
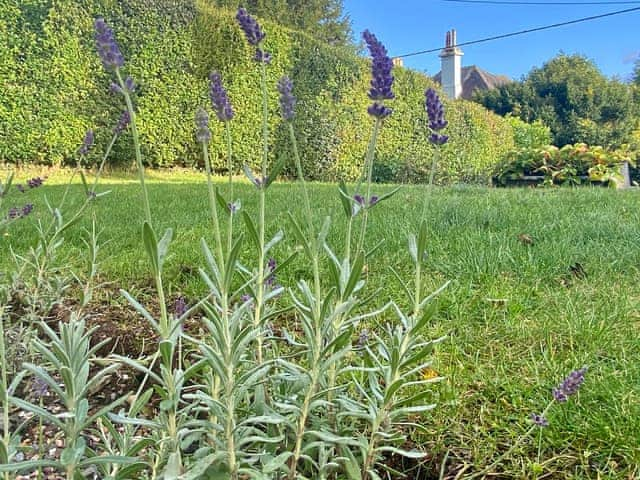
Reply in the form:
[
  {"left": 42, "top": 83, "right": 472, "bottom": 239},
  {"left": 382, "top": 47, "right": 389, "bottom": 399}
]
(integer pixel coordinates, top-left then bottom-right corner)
[{"left": 343, "top": 1, "right": 640, "bottom": 81}]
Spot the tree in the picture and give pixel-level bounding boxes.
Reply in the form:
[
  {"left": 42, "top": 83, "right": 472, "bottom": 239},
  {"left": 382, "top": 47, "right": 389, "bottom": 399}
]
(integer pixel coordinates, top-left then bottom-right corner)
[
  {"left": 475, "top": 54, "right": 638, "bottom": 148},
  {"left": 211, "top": 0, "right": 351, "bottom": 46}
]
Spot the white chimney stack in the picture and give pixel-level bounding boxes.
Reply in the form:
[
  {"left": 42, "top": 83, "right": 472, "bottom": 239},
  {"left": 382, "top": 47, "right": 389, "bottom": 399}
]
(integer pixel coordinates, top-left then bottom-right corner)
[{"left": 440, "top": 29, "right": 463, "bottom": 99}]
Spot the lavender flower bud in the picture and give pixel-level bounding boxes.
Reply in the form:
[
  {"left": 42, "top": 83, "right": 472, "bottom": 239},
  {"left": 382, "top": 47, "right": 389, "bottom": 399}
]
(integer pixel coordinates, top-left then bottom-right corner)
[
  {"left": 254, "top": 49, "right": 271, "bottom": 64},
  {"left": 124, "top": 76, "right": 135, "bottom": 92},
  {"left": 429, "top": 133, "right": 449, "bottom": 145},
  {"left": 79, "top": 129, "right": 94, "bottom": 155},
  {"left": 358, "top": 329, "right": 369, "bottom": 347},
  {"left": 22, "top": 204, "right": 34, "bottom": 217},
  {"left": 195, "top": 108, "right": 211, "bottom": 144},
  {"left": 553, "top": 367, "right": 587, "bottom": 402},
  {"left": 369, "top": 195, "right": 379, "bottom": 206},
  {"left": 367, "top": 102, "right": 392, "bottom": 119},
  {"left": 236, "top": 8, "right": 266, "bottom": 46},
  {"left": 173, "top": 296, "right": 187, "bottom": 318},
  {"left": 7, "top": 207, "right": 20, "bottom": 219},
  {"left": 114, "top": 110, "right": 131, "bottom": 134},
  {"left": 277, "top": 76, "right": 296, "bottom": 121},
  {"left": 530, "top": 413, "right": 549, "bottom": 428},
  {"left": 265, "top": 258, "right": 277, "bottom": 287},
  {"left": 94, "top": 17, "right": 124, "bottom": 70},
  {"left": 209, "top": 72, "right": 234, "bottom": 122},
  {"left": 31, "top": 377, "right": 49, "bottom": 399},
  {"left": 27, "top": 177, "right": 44, "bottom": 189}
]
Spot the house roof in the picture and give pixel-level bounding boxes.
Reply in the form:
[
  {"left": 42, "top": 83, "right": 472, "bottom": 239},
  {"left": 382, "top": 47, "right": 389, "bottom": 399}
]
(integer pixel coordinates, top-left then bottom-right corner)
[{"left": 434, "top": 65, "right": 511, "bottom": 99}]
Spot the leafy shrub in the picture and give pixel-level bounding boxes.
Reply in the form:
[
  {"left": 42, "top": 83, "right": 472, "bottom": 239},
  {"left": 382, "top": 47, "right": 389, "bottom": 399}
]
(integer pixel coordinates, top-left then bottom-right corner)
[
  {"left": 507, "top": 116, "right": 552, "bottom": 149},
  {"left": 493, "top": 143, "right": 632, "bottom": 187},
  {"left": 1, "top": 1, "right": 514, "bottom": 183}
]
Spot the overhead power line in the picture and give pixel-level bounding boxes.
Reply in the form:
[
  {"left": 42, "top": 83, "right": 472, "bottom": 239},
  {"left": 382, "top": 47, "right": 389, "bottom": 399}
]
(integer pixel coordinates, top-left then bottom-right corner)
[
  {"left": 442, "top": 0, "right": 640, "bottom": 5},
  {"left": 396, "top": 6, "right": 640, "bottom": 58}
]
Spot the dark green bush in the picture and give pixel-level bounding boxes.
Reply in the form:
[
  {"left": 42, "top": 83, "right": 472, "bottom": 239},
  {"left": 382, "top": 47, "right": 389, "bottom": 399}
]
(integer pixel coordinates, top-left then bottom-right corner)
[{"left": 1, "top": 0, "right": 515, "bottom": 183}]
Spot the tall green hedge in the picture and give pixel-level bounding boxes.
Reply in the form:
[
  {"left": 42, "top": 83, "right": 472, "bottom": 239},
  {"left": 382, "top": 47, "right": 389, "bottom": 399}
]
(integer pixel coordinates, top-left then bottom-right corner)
[{"left": 0, "top": 0, "right": 515, "bottom": 183}]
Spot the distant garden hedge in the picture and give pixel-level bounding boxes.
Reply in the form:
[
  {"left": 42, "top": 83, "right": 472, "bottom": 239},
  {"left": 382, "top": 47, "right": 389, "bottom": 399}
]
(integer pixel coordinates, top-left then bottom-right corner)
[{"left": 1, "top": 0, "right": 515, "bottom": 183}]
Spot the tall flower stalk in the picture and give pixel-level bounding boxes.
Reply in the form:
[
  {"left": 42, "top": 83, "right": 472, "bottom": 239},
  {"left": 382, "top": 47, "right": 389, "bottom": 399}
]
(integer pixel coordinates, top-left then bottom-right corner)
[
  {"left": 236, "top": 7, "right": 271, "bottom": 366},
  {"left": 95, "top": 17, "right": 182, "bottom": 473},
  {"left": 209, "top": 71, "right": 236, "bottom": 254},
  {"left": 356, "top": 30, "right": 394, "bottom": 254}
]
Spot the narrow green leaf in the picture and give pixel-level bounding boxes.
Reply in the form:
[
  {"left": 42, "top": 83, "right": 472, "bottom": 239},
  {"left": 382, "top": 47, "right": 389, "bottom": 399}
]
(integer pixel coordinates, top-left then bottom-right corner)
[
  {"left": 338, "top": 181, "right": 353, "bottom": 218},
  {"left": 142, "top": 222, "right": 159, "bottom": 276},
  {"left": 242, "top": 211, "right": 260, "bottom": 250},
  {"left": 266, "top": 155, "right": 287, "bottom": 188}
]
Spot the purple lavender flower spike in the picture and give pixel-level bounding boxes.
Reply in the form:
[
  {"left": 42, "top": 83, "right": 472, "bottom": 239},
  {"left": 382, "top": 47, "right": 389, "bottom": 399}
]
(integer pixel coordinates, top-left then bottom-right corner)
[
  {"left": 354, "top": 194, "right": 365, "bottom": 206},
  {"left": 114, "top": 110, "right": 131, "bottom": 134},
  {"left": 94, "top": 17, "right": 124, "bottom": 70},
  {"left": 241, "top": 294, "right": 253, "bottom": 304},
  {"left": 530, "top": 413, "right": 549, "bottom": 428},
  {"left": 277, "top": 76, "right": 296, "bottom": 121},
  {"left": 363, "top": 30, "right": 394, "bottom": 101},
  {"left": 425, "top": 88, "right": 449, "bottom": 145},
  {"left": 209, "top": 72, "right": 234, "bottom": 122},
  {"left": 369, "top": 195, "right": 379, "bottom": 206},
  {"left": 236, "top": 8, "right": 266, "bottom": 46},
  {"left": 553, "top": 366, "right": 587, "bottom": 403},
  {"left": 195, "top": 108, "right": 211, "bottom": 144},
  {"left": 79, "top": 130, "right": 94, "bottom": 155},
  {"left": 363, "top": 29, "right": 394, "bottom": 119},
  {"left": 173, "top": 296, "right": 187, "bottom": 318}
]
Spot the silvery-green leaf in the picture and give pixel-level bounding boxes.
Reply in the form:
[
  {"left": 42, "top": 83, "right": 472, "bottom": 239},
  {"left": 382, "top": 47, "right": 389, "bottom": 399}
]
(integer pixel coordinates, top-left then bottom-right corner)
[
  {"left": 262, "top": 452, "right": 292, "bottom": 474},
  {"left": 264, "top": 230, "right": 283, "bottom": 254},
  {"left": 157, "top": 228, "right": 173, "bottom": 271},
  {"left": 163, "top": 452, "right": 182, "bottom": 480},
  {"left": 142, "top": 222, "right": 159, "bottom": 276},
  {"left": 376, "top": 446, "right": 427, "bottom": 459}
]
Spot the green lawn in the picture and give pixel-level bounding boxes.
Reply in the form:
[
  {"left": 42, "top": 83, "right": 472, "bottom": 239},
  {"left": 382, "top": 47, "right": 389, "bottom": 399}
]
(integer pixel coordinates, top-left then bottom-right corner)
[{"left": 2, "top": 169, "right": 640, "bottom": 478}]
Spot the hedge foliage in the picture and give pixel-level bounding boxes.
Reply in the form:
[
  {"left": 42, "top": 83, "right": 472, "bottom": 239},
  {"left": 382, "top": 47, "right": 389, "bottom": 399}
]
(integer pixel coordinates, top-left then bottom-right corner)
[{"left": 1, "top": 0, "right": 515, "bottom": 183}]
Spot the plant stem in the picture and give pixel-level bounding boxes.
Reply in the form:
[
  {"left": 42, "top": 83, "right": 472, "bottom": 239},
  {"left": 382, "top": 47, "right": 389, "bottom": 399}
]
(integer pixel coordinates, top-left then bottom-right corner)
[
  {"left": 201, "top": 142, "right": 225, "bottom": 275},
  {"left": 116, "top": 69, "right": 152, "bottom": 226},
  {"left": 357, "top": 119, "right": 381, "bottom": 254},
  {"left": 225, "top": 122, "right": 234, "bottom": 255},
  {"left": 253, "top": 63, "right": 270, "bottom": 366},
  {"left": 466, "top": 400, "right": 555, "bottom": 479},
  {"left": 0, "top": 305, "right": 10, "bottom": 480},
  {"left": 90, "top": 131, "right": 119, "bottom": 196},
  {"left": 428, "top": 147, "right": 440, "bottom": 188}
]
